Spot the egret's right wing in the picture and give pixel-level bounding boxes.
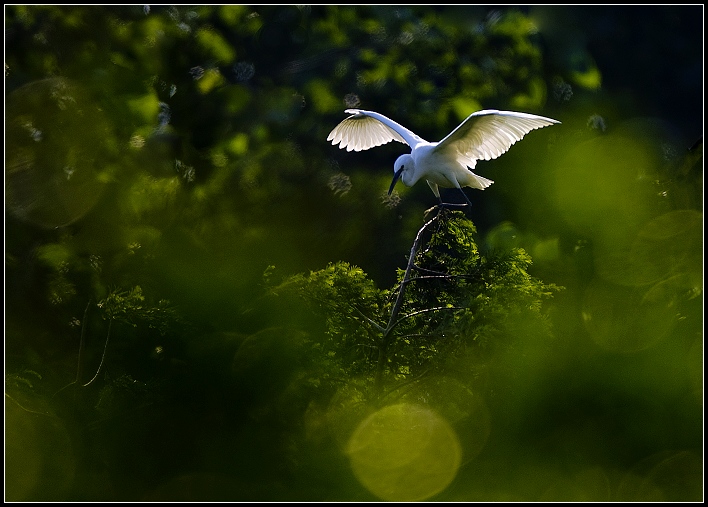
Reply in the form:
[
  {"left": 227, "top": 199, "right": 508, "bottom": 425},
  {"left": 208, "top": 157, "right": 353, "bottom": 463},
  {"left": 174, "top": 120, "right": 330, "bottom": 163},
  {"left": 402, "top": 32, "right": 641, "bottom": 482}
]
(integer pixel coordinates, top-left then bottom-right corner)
[
  {"left": 434, "top": 110, "right": 560, "bottom": 164},
  {"left": 327, "top": 109, "right": 424, "bottom": 152}
]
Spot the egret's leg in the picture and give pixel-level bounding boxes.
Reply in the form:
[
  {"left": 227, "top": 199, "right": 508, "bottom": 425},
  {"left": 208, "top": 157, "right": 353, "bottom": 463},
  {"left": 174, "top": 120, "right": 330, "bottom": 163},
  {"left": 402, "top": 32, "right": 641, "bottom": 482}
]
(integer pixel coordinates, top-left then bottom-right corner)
[
  {"left": 427, "top": 181, "right": 441, "bottom": 201},
  {"left": 459, "top": 188, "right": 473, "bottom": 208},
  {"left": 426, "top": 180, "right": 468, "bottom": 212},
  {"left": 427, "top": 180, "right": 447, "bottom": 211}
]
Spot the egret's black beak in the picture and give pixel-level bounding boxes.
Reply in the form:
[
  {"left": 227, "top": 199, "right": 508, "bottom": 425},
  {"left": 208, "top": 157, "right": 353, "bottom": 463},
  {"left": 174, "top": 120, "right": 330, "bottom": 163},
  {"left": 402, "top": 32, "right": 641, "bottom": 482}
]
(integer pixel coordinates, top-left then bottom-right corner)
[{"left": 388, "top": 167, "right": 404, "bottom": 195}]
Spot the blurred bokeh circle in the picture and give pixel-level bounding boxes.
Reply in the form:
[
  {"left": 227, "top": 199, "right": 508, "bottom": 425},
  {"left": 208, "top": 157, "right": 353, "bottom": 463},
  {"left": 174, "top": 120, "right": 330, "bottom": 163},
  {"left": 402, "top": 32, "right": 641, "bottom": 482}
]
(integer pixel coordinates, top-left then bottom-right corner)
[
  {"left": 6, "top": 77, "right": 116, "bottom": 228},
  {"left": 347, "top": 402, "right": 461, "bottom": 501}
]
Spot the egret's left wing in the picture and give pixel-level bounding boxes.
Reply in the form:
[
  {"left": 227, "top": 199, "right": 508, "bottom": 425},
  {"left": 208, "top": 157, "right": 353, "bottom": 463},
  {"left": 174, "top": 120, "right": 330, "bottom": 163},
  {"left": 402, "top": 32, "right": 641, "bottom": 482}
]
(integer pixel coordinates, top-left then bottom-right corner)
[
  {"left": 327, "top": 109, "right": 424, "bottom": 152},
  {"left": 434, "top": 110, "right": 560, "bottom": 165}
]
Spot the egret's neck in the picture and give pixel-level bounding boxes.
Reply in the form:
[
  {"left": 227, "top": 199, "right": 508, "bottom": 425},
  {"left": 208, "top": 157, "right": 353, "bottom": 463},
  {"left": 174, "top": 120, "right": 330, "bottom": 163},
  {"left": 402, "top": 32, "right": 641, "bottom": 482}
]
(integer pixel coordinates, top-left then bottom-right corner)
[{"left": 394, "top": 153, "right": 421, "bottom": 187}]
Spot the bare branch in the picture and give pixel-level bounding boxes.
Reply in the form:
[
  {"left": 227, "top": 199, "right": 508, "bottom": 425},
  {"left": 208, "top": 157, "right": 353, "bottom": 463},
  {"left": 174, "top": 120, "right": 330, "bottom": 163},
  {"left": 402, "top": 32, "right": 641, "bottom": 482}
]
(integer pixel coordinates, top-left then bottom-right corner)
[
  {"left": 390, "top": 306, "right": 466, "bottom": 333},
  {"left": 384, "top": 214, "right": 440, "bottom": 336},
  {"left": 352, "top": 305, "right": 386, "bottom": 334},
  {"left": 376, "top": 212, "right": 441, "bottom": 392}
]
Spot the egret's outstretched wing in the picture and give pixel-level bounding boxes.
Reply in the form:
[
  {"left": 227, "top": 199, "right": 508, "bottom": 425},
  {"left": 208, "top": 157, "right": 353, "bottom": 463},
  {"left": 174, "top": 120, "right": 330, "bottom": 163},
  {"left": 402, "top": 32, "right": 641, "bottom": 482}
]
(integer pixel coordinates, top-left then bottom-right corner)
[
  {"left": 327, "top": 109, "right": 425, "bottom": 152},
  {"left": 434, "top": 110, "right": 560, "bottom": 165}
]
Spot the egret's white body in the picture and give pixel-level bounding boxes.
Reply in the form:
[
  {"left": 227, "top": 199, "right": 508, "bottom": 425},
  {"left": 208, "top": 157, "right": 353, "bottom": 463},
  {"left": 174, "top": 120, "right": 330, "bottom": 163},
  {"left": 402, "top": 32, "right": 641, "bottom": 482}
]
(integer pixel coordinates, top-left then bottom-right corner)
[{"left": 327, "top": 108, "right": 560, "bottom": 205}]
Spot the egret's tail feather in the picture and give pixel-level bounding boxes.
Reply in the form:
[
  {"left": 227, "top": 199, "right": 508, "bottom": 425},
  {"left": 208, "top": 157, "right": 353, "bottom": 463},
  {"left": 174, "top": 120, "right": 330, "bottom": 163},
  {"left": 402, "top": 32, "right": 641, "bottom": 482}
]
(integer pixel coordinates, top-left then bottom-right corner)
[{"left": 466, "top": 172, "right": 494, "bottom": 190}]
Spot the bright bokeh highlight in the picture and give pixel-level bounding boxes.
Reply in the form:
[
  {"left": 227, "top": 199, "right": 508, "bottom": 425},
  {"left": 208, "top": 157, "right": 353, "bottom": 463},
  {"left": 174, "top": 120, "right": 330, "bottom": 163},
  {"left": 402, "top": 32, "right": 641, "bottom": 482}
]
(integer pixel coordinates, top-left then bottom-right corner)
[{"left": 347, "top": 403, "right": 461, "bottom": 501}]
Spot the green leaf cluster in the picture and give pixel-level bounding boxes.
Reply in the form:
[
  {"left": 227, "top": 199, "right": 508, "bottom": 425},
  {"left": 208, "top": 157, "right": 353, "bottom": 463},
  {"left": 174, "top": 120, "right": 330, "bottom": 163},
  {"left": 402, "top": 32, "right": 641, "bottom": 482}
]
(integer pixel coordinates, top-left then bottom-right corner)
[
  {"left": 272, "top": 211, "right": 560, "bottom": 393},
  {"left": 97, "top": 285, "right": 180, "bottom": 335},
  {"left": 272, "top": 262, "right": 387, "bottom": 376}
]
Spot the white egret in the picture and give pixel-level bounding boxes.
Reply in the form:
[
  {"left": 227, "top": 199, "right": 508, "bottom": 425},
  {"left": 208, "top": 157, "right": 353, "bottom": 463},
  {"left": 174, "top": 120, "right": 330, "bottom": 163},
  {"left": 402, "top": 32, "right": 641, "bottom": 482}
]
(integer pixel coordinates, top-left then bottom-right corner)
[{"left": 327, "top": 108, "right": 560, "bottom": 206}]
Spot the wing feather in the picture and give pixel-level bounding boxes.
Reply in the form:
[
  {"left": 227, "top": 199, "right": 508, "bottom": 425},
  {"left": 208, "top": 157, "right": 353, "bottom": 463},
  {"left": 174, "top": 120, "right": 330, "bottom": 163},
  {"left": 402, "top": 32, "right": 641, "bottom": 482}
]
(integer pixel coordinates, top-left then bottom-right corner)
[
  {"left": 434, "top": 110, "right": 560, "bottom": 165},
  {"left": 327, "top": 109, "right": 423, "bottom": 152}
]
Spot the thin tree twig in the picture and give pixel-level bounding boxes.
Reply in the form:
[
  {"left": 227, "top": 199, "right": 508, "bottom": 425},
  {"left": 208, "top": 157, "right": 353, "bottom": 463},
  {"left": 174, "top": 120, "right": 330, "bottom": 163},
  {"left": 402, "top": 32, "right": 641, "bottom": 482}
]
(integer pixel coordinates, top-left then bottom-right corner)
[
  {"left": 83, "top": 318, "right": 113, "bottom": 387},
  {"left": 412, "top": 265, "right": 450, "bottom": 276},
  {"left": 75, "top": 299, "right": 91, "bottom": 384},
  {"left": 393, "top": 305, "right": 466, "bottom": 329},
  {"left": 53, "top": 299, "right": 92, "bottom": 397},
  {"left": 387, "top": 273, "right": 455, "bottom": 297},
  {"left": 352, "top": 305, "right": 386, "bottom": 334},
  {"left": 5, "top": 393, "right": 52, "bottom": 417}
]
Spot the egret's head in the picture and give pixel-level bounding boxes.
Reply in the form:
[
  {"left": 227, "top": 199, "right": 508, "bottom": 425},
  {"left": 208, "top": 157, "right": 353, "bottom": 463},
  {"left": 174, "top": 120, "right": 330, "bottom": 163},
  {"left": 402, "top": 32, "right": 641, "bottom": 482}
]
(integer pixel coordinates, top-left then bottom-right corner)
[{"left": 388, "top": 154, "right": 415, "bottom": 195}]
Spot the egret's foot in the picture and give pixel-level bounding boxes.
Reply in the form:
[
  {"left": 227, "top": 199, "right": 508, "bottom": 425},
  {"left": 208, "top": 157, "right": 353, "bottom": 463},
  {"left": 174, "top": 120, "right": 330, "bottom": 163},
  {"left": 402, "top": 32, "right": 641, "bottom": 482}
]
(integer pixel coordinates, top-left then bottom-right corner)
[
  {"left": 441, "top": 203, "right": 467, "bottom": 209},
  {"left": 425, "top": 201, "right": 467, "bottom": 219},
  {"left": 458, "top": 189, "right": 474, "bottom": 208},
  {"left": 437, "top": 202, "right": 467, "bottom": 211}
]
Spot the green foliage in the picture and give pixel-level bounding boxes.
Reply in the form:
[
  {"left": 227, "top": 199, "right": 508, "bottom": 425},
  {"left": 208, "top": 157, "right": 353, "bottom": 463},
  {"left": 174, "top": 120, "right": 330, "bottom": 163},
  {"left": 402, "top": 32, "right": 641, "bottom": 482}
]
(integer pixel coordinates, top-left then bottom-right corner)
[
  {"left": 272, "top": 211, "right": 560, "bottom": 391},
  {"left": 96, "top": 286, "right": 180, "bottom": 335},
  {"left": 271, "top": 262, "right": 387, "bottom": 376},
  {"left": 404, "top": 212, "right": 559, "bottom": 350},
  {"left": 6, "top": 369, "right": 43, "bottom": 392},
  {"left": 94, "top": 373, "right": 152, "bottom": 418}
]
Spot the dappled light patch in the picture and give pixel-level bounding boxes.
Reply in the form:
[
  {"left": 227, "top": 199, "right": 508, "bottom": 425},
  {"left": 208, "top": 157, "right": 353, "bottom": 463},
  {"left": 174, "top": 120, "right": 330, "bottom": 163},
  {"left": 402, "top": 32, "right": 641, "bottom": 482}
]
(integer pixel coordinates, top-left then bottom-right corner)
[
  {"left": 581, "top": 278, "right": 677, "bottom": 353},
  {"left": 346, "top": 403, "right": 461, "bottom": 501},
  {"left": 324, "top": 379, "right": 377, "bottom": 450},
  {"left": 195, "top": 27, "right": 236, "bottom": 65},
  {"left": 196, "top": 68, "right": 225, "bottom": 94},
  {"left": 552, "top": 132, "right": 659, "bottom": 251},
  {"left": 398, "top": 376, "right": 491, "bottom": 463},
  {"left": 6, "top": 78, "right": 115, "bottom": 228},
  {"left": 617, "top": 450, "right": 703, "bottom": 502},
  {"left": 122, "top": 174, "right": 182, "bottom": 221},
  {"left": 5, "top": 388, "right": 75, "bottom": 501},
  {"left": 594, "top": 209, "right": 702, "bottom": 289},
  {"left": 580, "top": 212, "right": 701, "bottom": 354},
  {"left": 539, "top": 466, "right": 611, "bottom": 502},
  {"left": 126, "top": 91, "right": 162, "bottom": 124}
]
